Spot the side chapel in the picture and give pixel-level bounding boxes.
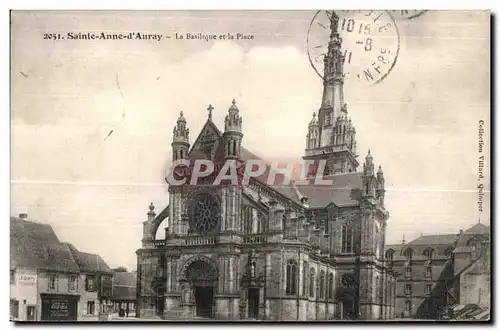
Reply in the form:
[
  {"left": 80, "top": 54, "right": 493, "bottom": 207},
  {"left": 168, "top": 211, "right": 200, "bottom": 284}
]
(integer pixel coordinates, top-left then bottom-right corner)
[{"left": 136, "top": 11, "right": 396, "bottom": 320}]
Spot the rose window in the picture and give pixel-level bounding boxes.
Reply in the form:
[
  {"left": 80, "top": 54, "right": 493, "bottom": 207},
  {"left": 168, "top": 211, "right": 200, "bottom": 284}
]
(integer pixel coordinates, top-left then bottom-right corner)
[{"left": 187, "top": 193, "right": 220, "bottom": 234}]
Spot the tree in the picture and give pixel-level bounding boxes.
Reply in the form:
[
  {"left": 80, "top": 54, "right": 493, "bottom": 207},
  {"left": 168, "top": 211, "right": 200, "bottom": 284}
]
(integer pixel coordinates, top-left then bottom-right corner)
[{"left": 112, "top": 266, "right": 128, "bottom": 272}]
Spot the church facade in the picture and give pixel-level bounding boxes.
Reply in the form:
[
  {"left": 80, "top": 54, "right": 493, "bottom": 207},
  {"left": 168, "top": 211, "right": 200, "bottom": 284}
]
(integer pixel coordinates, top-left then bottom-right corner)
[{"left": 136, "top": 12, "right": 396, "bottom": 321}]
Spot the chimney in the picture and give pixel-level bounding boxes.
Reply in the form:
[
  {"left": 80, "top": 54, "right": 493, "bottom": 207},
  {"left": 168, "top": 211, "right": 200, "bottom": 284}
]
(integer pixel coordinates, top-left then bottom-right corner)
[{"left": 19, "top": 213, "right": 28, "bottom": 220}]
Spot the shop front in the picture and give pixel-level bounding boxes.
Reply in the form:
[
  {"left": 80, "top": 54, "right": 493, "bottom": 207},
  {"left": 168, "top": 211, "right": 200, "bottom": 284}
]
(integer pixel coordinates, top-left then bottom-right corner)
[{"left": 40, "top": 294, "right": 79, "bottom": 321}]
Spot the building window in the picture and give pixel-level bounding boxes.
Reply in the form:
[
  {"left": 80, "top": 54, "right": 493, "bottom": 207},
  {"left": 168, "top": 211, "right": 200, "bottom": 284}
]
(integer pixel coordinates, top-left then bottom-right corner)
[
  {"left": 319, "top": 270, "right": 325, "bottom": 299},
  {"left": 87, "top": 301, "right": 95, "bottom": 315},
  {"left": 405, "top": 301, "right": 412, "bottom": 316},
  {"left": 328, "top": 272, "right": 334, "bottom": 299},
  {"left": 404, "top": 248, "right": 413, "bottom": 260},
  {"left": 68, "top": 275, "right": 77, "bottom": 291},
  {"left": 425, "top": 284, "right": 432, "bottom": 295},
  {"left": 341, "top": 222, "right": 353, "bottom": 253},
  {"left": 302, "top": 262, "right": 308, "bottom": 296},
  {"left": 309, "top": 268, "right": 316, "bottom": 298},
  {"left": 86, "top": 275, "right": 97, "bottom": 292},
  {"left": 285, "top": 260, "right": 298, "bottom": 295},
  {"left": 48, "top": 274, "right": 58, "bottom": 291},
  {"left": 385, "top": 249, "right": 394, "bottom": 263},
  {"left": 423, "top": 248, "right": 434, "bottom": 260},
  {"left": 425, "top": 267, "right": 432, "bottom": 279},
  {"left": 404, "top": 266, "right": 412, "bottom": 278},
  {"left": 325, "top": 111, "right": 332, "bottom": 125},
  {"left": 10, "top": 270, "right": 15, "bottom": 284},
  {"left": 404, "top": 284, "right": 412, "bottom": 295}
]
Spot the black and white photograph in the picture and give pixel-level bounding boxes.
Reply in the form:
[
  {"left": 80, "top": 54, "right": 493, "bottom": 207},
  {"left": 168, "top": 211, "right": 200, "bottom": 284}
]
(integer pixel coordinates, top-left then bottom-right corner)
[{"left": 9, "top": 8, "right": 491, "bottom": 322}]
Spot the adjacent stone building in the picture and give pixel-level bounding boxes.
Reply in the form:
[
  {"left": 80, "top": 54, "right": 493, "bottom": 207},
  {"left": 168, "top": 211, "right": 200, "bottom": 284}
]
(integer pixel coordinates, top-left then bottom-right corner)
[
  {"left": 136, "top": 11, "right": 396, "bottom": 321},
  {"left": 387, "top": 222, "right": 491, "bottom": 320}
]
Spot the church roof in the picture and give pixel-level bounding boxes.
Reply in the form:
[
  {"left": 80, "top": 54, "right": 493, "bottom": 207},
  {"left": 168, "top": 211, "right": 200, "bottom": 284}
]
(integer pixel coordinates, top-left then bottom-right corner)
[{"left": 10, "top": 216, "right": 80, "bottom": 273}]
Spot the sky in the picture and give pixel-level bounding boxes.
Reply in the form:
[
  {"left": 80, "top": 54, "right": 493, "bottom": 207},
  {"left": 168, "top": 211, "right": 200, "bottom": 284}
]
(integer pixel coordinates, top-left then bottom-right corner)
[{"left": 10, "top": 10, "right": 490, "bottom": 270}]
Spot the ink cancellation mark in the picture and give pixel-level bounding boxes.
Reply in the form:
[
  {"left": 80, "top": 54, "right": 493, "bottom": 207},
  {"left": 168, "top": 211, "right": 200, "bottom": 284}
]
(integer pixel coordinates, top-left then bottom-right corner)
[
  {"left": 307, "top": 10, "right": 400, "bottom": 86},
  {"left": 389, "top": 10, "right": 428, "bottom": 20}
]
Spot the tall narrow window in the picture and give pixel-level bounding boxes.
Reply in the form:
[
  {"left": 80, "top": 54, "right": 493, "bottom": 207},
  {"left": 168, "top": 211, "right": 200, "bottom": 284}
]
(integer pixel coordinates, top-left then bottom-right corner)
[
  {"left": 302, "top": 262, "right": 308, "bottom": 296},
  {"left": 68, "top": 275, "right": 77, "bottom": 291},
  {"left": 405, "top": 266, "right": 412, "bottom": 278},
  {"left": 405, "top": 301, "right": 412, "bottom": 316},
  {"left": 309, "top": 268, "right": 316, "bottom": 298},
  {"left": 319, "top": 271, "right": 325, "bottom": 299},
  {"left": 404, "top": 284, "right": 412, "bottom": 295},
  {"left": 425, "top": 284, "right": 432, "bottom": 295},
  {"left": 10, "top": 270, "right": 15, "bottom": 284},
  {"left": 48, "top": 275, "right": 58, "bottom": 291},
  {"left": 328, "top": 272, "right": 334, "bottom": 299},
  {"left": 286, "top": 260, "right": 298, "bottom": 295},
  {"left": 341, "top": 222, "right": 353, "bottom": 253},
  {"left": 425, "top": 267, "right": 432, "bottom": 279},
  {"left": 325, "top": 112, "right": 332, "bottom": 125}
]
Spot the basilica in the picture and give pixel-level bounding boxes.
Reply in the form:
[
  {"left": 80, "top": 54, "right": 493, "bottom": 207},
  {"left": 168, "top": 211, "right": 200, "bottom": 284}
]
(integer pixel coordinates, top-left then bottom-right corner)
[{"left": 136, "top": 12, "right": 396, "bottom": 321}]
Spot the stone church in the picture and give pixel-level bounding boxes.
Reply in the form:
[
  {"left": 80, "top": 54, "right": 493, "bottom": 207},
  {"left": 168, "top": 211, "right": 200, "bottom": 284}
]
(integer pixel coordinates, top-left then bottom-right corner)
[{"left": 136, "top": 12, "right": 396, "bottom": 320}]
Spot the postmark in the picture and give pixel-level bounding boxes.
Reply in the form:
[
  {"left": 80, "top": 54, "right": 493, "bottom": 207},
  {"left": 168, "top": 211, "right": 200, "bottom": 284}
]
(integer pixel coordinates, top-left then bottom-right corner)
[
  {"left": 389, "top": 10, "right": 428, "bottom": 20},
  {"left": 307, "top": 10, "right": 400, "bottom": 86}
]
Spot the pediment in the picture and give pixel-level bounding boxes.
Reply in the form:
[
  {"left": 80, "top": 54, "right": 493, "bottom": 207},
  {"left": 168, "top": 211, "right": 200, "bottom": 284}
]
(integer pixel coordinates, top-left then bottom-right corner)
[{"left": 189, "top": 119, "right": 223, "bottom": 160}]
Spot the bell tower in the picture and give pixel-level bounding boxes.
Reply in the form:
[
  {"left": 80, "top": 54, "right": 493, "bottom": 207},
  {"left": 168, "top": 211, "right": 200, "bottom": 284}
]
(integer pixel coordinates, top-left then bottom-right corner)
[
  {"left": 304, "top": 10, "right": 359, "bottom": 174},
  {"left": 171, "top": 111, "right": 190, "bottom": 161}
]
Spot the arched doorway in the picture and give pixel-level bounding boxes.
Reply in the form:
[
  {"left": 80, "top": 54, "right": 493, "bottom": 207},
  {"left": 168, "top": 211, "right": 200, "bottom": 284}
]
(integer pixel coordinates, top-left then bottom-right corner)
[
  {"left": 337, "top": 274, "right": 357, "bottom": 320},
  {"left": 185, "top": 260, "right": 218, "bottom": 318}
]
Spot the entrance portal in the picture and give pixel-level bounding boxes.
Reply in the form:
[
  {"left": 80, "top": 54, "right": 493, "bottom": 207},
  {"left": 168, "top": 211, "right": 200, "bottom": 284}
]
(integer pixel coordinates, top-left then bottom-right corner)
[
  {"left": 248, "top": 288, "right": 259, "bottom": 319},
  {"left": 184, "top": 258, "right": 218, "bottom": 319},
  {"left": 195, "top": 286, "right": 214, "bottom": 318}
]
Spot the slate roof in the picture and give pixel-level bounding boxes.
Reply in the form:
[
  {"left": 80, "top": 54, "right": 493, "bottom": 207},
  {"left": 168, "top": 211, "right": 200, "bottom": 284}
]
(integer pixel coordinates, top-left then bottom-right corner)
[
  {"left": 112, "top": 272, "right": 137, "bottom": 301},
  {"left": 10, "top": 217, "right": 80, "bottom": 273},
  {"left": 464, "top": 223, "right": 490, "bottom": 235},
  {"left": 66, "top": 243, "right": 112, "bottom": 273},
  {"left": 407, "top": 234, "right": 459, "bottom": 246}
]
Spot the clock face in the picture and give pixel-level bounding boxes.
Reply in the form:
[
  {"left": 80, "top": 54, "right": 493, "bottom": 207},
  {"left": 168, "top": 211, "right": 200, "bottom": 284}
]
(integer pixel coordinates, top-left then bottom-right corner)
[{"left": 307, "top": 10, "right": 400, "bottom": 86}]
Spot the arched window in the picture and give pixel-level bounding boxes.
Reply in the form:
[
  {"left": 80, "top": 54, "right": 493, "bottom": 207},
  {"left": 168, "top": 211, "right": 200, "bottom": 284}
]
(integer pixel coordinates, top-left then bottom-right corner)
[
  {"left": 302, "top": 262, "right": 308, "bottom": 296},
  {"left": 423, "top": 248, "right": 434, "bottom": 260},
  {"left": 309, "top": 268, "right": 316, "bottom": 298},
  {"left": 285, "top": 260, "right": 298, "bottom": 295},
  {"left": 328, "top": 272, "right": 334, "bottom": 300},
  {"left": 319, "top": 270, "right": 325, "bottom": 299},
  {"left": 404, "top": 248, "right": 413, "bottom": 260},
  {"left": 341, "top": 222, "right": 353, "bottom": 253},
  {"left": 405, "top": 300, "right": 412, "bottom": 316}
]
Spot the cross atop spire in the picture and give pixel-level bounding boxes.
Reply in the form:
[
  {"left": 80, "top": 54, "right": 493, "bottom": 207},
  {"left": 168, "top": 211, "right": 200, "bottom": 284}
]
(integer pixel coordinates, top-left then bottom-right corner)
[{"left": 207, "top": 104, "right": 214, "bottom": 119}]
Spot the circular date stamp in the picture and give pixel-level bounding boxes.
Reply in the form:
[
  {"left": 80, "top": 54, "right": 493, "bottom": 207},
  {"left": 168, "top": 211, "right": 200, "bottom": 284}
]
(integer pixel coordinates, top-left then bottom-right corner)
[{"left": 307, "top": 10, "right": 400, "bottom": 86}]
